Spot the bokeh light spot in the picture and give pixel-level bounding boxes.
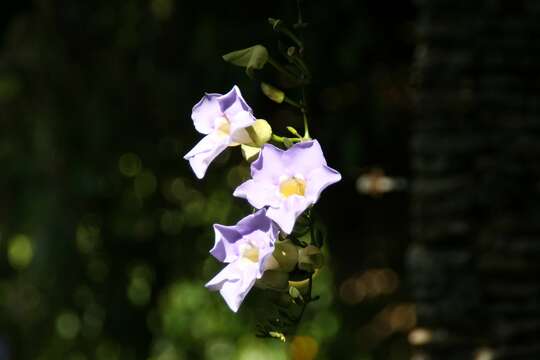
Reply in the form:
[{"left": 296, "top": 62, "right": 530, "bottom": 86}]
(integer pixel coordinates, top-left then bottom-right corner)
[
  {"left": 7, "top": 234, "right": 33, "bottom": 270},
  {"left": 150, "top": 0, "right": 174, "bottom": 21},
  {"left": 134, "top": 170, "right": 157, "bottom": 198},
  {"left": 127, "top": 264, "right": 154, "bottom": 306},
  {"left": 76, "top": 224, "right": 100, "bottom": 254},
  {"left": 169, "top": 178, "right": 186, "bottom": 202},
  {"left": 160, "top": 210, "right": 184, "bottom": 235},
  {"left": 56, "top": 311, "right": 81, "bottom": 340},
  {"left": 0, "top": 73, "right": 22, "bottom": 102},
  {"left": 290, "top": 336, "right": 319, "bottom": 360},
  {"left": 118, "top": 153, "right": 142, "bottom": 177}
]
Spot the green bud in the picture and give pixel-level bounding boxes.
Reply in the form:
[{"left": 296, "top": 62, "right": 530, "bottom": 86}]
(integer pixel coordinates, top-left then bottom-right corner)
[
  {"left": 287, "top": 46, "right": 296, "bottom": 57},
  {"left": 261, "top": 83, "right": 285, "bottom": 104},
  {"left": 245, "top": 119, "right": 272, "bottom": 147},
  {"left": 289, "top": 286, "right": 304, "bottom": 302},
  {"left": 298, "top": 245, "right": 324, "bottom": 272},
  {"left": 286, "top": 126, "right": 301, "bottom": 137},
  {"left": 273, "top": 239, "right": 299, "bottom": 272},
  {"left": 268, "top": 18, "right": 281, "bottom": 30}
]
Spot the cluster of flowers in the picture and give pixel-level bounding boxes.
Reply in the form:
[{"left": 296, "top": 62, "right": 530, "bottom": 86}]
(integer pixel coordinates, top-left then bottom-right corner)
[{"left": 184, "top": 86, "right": 341, "bottom": 312}]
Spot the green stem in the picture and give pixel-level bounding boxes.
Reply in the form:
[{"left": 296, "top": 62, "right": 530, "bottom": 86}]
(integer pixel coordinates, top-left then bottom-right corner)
[
  {"left": 301, "top": 87, "right": 311, "bottom": 139},
  {"left": 296, "top": 0, "right": 305, "bottom": 28},
  {"left": 283, "top": 96, "right": 303, "bottom": 110},
  {"left": 271, "top": 134, "right": 285, "bottom": 143},
  {"left": 267, "top": 56, "right": 298, "bottom": 81},
  {"left": 295, "top": 1, "right": 311, "bottom": 140},
  {"left": 272, "top": 134, "right": 302, "bottom": 144},
  {"left": 269, "top": 18, "right": 304, "bottom": 49}
]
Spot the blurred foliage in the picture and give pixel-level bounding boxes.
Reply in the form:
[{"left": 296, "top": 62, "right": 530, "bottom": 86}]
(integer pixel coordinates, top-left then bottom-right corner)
[{"left": 0, "top": 0, "right": 415, "bottom": 359}]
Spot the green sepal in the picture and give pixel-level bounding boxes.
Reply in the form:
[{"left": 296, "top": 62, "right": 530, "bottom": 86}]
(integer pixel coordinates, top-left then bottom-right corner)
[{"left": 283, "top": 137, "right": 294, "bottom": 148}]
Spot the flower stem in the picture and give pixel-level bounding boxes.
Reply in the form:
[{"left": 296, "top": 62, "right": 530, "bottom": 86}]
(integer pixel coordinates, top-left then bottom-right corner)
[
  {"left": 283, "top": 96, "right": 303, "bottom": 110},
  {"left": 271, "top": 134, "right": 285, "bottom": 143},
  {"left": 272, "top": 134, "right": 302, "bottom": 144},
  {"left": 295, "top": 1, "right": 311, "bottom": 140},
  {"left": 267, "top": 56, "right": 298, "bottom": 81}
]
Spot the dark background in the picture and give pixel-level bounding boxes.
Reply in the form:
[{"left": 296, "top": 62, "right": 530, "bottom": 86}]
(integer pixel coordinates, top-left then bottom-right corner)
[{"left": 0, "top": 1, "right": 416, "bottom": 359}]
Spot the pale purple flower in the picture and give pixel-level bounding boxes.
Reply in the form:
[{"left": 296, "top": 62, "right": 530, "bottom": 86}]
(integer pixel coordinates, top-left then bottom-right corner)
[
  {"left": 205, "top": 209, "right": 279, "bottom": 312},
  {"left": 233, "top": 140, "right": 341, "bottom": 234},
  {"left": 184, "top": 85, "right": 256, "bottom": 179}
]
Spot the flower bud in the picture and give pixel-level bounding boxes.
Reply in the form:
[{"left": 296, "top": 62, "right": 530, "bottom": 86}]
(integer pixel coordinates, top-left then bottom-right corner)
[
  {"left": 245, "top": 119, "right": 272, "bottom": 147},
  {"left": 261, "top": 83, "right": 285, "bottom": 104},
  {"left": 273, "top": 239, "right": 299, "bottom": 272},
  {"left": 298, "top": 245, "right": 324, "bottom": 272}
]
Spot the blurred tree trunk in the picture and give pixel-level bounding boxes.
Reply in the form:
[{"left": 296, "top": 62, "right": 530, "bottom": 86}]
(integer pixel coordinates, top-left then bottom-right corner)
[{"left": 407, "top": 0, "right": 540, "bottom": 359}]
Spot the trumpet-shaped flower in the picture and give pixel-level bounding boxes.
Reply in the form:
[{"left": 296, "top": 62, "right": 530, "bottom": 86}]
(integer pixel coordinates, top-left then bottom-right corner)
[
  {"left": 233, "top": 140, "right": 341, "bottom": 234},
  {"left": 205, "top": 209, "right": 279, "bottom": 312},
  {"left": 184, "top": 85, "right": 256, "bottom": 179}
]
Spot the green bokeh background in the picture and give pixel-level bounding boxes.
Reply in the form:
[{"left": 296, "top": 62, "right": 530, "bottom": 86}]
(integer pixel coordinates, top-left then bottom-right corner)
[{"left": 0, "top": 1, "right": 415, "bottom": 359}]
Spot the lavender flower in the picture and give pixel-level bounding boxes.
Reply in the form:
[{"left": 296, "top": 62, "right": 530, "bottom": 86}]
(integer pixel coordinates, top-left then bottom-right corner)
[
  {"left": 205, "top": 209, "right": 279, "bottom": 312},
  {"left": 233, "top": 140, "right": 341, "bottom": 234},
  {"left": 184, "top": 85, "right": 256, "bottom": 179}
]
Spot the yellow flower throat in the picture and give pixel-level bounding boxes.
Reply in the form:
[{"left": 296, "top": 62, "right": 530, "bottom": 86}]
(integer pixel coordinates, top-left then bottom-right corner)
[{"left": 279, "top": 177, "right": 306, "bottom": 198}]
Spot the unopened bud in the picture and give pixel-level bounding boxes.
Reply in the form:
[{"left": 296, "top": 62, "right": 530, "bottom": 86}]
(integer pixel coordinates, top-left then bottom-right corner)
[
  {"left": 273, "top": 239, "right": 299, "bottom": 272},
  {"left": 261, "top": 83, "right": 285, "bottom": 104},
  {"left": 286, "top": 126, "right": 301, "bottom": 137},
  {"left": 298, "top": 245, "right": 324, "bottom": 272},
  {"left": 245, "top": 119, "right": 272, "bottom": 147}
]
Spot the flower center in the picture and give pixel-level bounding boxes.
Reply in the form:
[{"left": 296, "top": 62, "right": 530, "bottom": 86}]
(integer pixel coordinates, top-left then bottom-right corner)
[
  {"left": 279, "top": 176, "right": 306, "bottom": 198},
  {"left": 241, "top": 245, "right": 259, "bottom": 263},
  {"left": 215, "top": 116, "right": 231, "bottom": 137}
]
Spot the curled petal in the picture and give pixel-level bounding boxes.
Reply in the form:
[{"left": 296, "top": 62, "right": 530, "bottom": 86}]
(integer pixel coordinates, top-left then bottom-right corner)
[
  {"left": 191, "top": 93, "right": 222, "bottom": 134},
  {"left": 184, "top": 134, "right": 228, "bottom": 179},
  {"left": 218, "top": 85, "right": 253, "bottom": 114},
  {"left": 234, "top": 208, "right": 278, "bottom": 236},
  {"left": 205, "top": 259, "right": 259, "bottom": 313},
  {"left": 210, "top": 209, "right": 278, "bottom": 263},
  {"left": 209, "top": 224, "right": 242, "bottom": 263}
]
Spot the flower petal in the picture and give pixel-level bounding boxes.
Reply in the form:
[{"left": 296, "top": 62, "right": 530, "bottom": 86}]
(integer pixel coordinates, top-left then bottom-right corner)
[
  {"left": 305, "top": 165, "right": 342, "bottom": 202},
  {"left": 218, "top": 85, "right": 253, "bottom": 115},
  {"left": 184, "top": 134, "right": 229, "bottom": 179},
  {"left": 210, "top": 209, "right": 278, "bottom": 264},
  {"left": 191, "top": 93, "right": 222, "bottom": 134},
  {"left": 251, "top": 144, "right": 286, "bottom": 181},
  {"left": 266, "top": 195, "right": 311, "bottom": 234},
  {"left": 233, "top": 179, "right": 281, "bottom": 209},
  {"left": 205, "top": 259, "right": 259, "bottom": 312},
  {"left": 209, "top": 224, "right": 242, "bottom": 263},
  {"left": 283, "top": 140, "right": 327, "bottom": 175}
]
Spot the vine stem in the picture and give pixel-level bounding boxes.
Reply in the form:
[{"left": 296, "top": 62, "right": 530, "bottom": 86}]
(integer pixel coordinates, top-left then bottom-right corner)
[{"left": 295, "top": 0, "right": 311, "bottom": 140}]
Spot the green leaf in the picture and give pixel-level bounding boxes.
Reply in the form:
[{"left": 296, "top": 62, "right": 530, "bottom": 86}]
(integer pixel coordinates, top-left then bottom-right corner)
[{"left": 222, "top": 45, "right": 269, "bottom": 78}]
